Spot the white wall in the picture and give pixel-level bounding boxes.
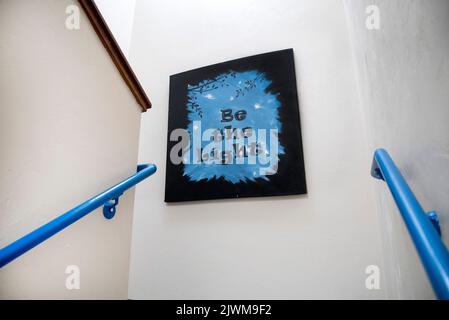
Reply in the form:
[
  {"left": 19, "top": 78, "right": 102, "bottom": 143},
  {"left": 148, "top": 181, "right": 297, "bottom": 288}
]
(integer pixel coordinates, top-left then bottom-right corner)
[
  {"left": 344, "top": 0, "right": 449, "bottom": 299},
  {"left": 94, "top": 0, "right": 136, "bottom": 57},
  {"left": 0, "top": 0, "right": 142, "bottom": 299},
  {"left": 128, "top": 0, "right": 385, "bottom": 299}
]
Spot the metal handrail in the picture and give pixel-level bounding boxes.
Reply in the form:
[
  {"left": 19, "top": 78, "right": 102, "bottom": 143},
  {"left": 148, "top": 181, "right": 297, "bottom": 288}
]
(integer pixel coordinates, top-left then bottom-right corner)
[
  {"left": 371, "top": 149, "right": 449, "bottom": 299},
  {"left": 0, "top": 164, "right": 157, "bottom": 268}
]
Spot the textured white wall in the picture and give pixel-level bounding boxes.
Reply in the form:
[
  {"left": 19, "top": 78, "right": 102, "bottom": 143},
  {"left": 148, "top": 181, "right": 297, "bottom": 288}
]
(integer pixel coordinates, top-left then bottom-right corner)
[
  {"left": 344, "top": 0, "right": 449, "bottom": 299},
  {"left": 0, "top": 0, "right": 142, "bottom": 299},
  {"left": 128, "top": 0, "right": 385, "bottom": 299}
]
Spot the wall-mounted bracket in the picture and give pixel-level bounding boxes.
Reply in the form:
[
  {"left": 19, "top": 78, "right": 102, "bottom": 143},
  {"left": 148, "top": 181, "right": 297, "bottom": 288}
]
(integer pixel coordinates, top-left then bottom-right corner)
[
  {"left": 427, "top": 211, "right": 442, "bottom": 237},
  {"left": 370, "top": 158, "right": 384, "bottom": 180},
  {"left": 103, "top": 194, "right": 122, "bottom": 219}
]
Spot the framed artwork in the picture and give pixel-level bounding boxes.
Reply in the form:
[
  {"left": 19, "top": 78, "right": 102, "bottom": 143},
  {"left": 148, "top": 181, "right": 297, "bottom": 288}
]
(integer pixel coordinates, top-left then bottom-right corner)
[{"left": 165, "top": 49, "right": 307, "bottom": 202}]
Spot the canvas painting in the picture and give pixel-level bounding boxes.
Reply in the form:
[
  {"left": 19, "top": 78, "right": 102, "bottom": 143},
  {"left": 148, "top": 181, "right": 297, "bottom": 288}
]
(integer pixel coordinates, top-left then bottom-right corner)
[{"left": 165, "top": 49, "right": 307, "bottom": 202}]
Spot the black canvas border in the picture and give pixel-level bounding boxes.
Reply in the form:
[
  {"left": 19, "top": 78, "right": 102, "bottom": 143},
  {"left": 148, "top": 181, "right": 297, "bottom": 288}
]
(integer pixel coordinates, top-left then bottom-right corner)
[{"left": 164, "top": 49, "right": 307, "bottom": 202}]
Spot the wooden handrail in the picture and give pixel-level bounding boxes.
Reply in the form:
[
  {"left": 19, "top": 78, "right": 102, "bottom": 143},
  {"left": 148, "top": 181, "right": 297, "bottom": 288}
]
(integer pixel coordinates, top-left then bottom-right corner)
[{"left": 78, "top": 0, "right": 151, "bottom": 112}]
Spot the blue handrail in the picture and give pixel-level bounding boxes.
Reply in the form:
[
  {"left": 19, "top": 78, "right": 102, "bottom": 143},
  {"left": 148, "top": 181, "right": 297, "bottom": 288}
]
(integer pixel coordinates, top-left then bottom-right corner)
[
  {"left": 0, "top": 163, "right": 157, "bottom": 268},
  {"left": 371, "top": 149, "right": 449, "bottom": 299}
]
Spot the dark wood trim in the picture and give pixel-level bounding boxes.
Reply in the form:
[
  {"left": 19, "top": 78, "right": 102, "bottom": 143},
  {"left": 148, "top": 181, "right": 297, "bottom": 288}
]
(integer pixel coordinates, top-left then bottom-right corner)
[{"left": 78, "top": 0, "right": 151, "bottom": 112}]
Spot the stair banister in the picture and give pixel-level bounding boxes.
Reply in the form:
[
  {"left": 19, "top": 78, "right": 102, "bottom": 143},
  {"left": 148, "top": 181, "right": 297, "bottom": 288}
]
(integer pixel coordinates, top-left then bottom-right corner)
[
  {"left": 0, "top": 164, "right": 156, "bottom": 268},
  {"left": 371, "top": 149, "right": 449, "bottom": 299}
]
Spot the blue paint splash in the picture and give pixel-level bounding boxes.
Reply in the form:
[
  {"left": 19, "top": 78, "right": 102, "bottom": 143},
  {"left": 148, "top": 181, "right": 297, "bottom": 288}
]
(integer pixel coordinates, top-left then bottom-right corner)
[{"left": 184, "top": 70, "right": 284, "bottom": 183}]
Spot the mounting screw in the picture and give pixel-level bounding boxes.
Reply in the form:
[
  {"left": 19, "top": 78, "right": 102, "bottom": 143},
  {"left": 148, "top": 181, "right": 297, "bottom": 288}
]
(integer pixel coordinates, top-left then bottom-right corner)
[{"left": 427, "top": 211, "right": 441, "bottom": 236}]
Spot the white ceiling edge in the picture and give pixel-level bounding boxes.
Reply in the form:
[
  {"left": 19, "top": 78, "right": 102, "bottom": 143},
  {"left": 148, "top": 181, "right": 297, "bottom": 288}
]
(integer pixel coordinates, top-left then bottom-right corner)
[{"left": 94, "top": 0, "right": 137, "bottom": 58}]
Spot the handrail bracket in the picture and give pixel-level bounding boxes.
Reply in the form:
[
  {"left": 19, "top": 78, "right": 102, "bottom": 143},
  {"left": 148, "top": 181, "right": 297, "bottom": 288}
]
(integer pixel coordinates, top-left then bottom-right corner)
[
  {"left": 427, "top": 211, "right": 442, "bottom": 237},
  {"left": 103, "top": 194, "right": 122, "bottom": 219},
  {"left": 371, "top": 158, "right": 384, "bottom": 180}
]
